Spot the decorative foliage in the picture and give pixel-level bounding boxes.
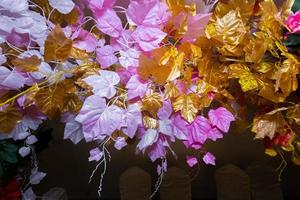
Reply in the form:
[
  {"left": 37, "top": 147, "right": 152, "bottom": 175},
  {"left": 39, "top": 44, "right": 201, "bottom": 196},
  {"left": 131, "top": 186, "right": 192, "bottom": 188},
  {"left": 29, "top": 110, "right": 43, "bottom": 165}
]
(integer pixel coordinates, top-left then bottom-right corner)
[{"left": 0, "top": 0, "right": 300, "bottom": 198}]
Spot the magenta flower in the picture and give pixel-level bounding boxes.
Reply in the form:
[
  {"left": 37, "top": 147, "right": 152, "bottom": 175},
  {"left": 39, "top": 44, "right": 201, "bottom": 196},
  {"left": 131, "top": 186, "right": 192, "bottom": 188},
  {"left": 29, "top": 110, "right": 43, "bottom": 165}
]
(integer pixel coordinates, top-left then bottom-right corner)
[{"left": 286, "top": 11, "right": 300, "bottom": 33}]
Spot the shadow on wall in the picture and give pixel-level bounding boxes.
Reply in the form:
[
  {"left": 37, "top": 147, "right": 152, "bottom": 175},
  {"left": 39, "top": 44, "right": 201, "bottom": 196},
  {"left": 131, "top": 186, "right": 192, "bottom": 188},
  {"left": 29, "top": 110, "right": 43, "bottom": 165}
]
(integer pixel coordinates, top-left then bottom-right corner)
[{"left": 33, "top": 119, "right": 300, "bottom": 199}]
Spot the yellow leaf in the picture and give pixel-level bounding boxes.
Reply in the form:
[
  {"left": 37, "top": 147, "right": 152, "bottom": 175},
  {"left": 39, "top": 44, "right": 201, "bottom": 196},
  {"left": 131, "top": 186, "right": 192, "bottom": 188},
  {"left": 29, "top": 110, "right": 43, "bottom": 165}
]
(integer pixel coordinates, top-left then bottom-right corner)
[
  {"left": 291, "top": 151, "right": 300, "bottom": 165},
  {"left": 208, "top": 10, "right": 247, "bottom": 56},
  {"left": 264, "top": 148, "right": 277, "bottom": 157},
  {"left": 253, "top": 62, "right": 272, "bottom": 74},
  {"left": 252, "top": 112, "right": 286, "bottom": 139},
  {"left": 214, "top": 0, "right": 256, "bottom": 21},
  {"left": 141, "top": 93, "right": 163, "bottom": 118},
  {"left": 287, "top": 104, "right": 300, "bottom": 125},
  {"left": 173, "top": 93, "right": 200, "bottom": 123},
  {"left": 196, "top": 79, "right": 216, "bottom": 94},
  {"left": 229, "top": 64, "right": 258, "bottom": 92},
  {"left": 143, "top": 116, "right": 159, "bottom": 129},
  {"left": 62, "top": 93, "right": 83, "bottom": 113},
  {"left": 243, "top": 32, "right": 269, "bottom": 63},
  {"left": 178, "top": 42, "right": 202, "bottom": 66},
  {"left": 258, "top": 82, "right": 286, "bottom": 103},
  {"left": 164, "top": 82, "right": 179, "bottom": 99},
  {"left": 138, "top": 47, "right": 184, "bottom": 84},
  {"left": 70, "top": 47, "right": 89, "bottom": 61},
  {"left": 44, "top": 25, "right": 73, "bottom": 62},
  {"left": 0, "top": 105, "right": 22, "bottom": 134},
  {"left": 32, "top": 0, "right": 79, "bottom": 25},
  {"left": 274, "top": 58, "right": 299, "bottom": 96},
  {"left": 11, "top": 55, "right": 41, "bottom": 72},
  {"left": 34, "top": 80, "right": 77, "bottom": 118},
  {"left": 258, "top": 0, "right": 282, "bottom": 40}
]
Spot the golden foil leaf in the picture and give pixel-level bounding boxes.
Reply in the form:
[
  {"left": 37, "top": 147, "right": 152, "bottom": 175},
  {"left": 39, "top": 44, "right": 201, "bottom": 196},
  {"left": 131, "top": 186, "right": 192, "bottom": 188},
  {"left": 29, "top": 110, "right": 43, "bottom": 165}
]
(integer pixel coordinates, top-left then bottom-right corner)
[
  {"left": 214, "top": 0, "right": 256, "bottom": 20},
  {"left": 208, "top": 10, "right": 247, "bottom": 56},
  {"left": 258, "top": 0, "right": 282, "bottom": 40},
  {"left": 179, "top": 42, "right": 202, "bottom": 66},
  {"left": 141, "top": 93, "right": 163, "bottom": 118},
  {"left": 244, "top": 32, "right": 269, "bottom": 63},
  {"left": 229, "top": 64, "right": 259, "bottom": 92},
  {"left": 74, "top": 62, "right": 101, "bottom": 90},
  {"left": 173, "top": 93, "right": 200, "bottom": 123},
  {"left": 62, "top": 93, "right": 83, "bottom": 113},
  {"left": 143, "top": 116, "right": 159, "bottom": 129},
  {"left": 274, "top": 58, "right": 299, "bottom": 96},
  {"left": 253, "top": 62, "right": 272, "bottom": 74},
  {"left": 258, "top": 83, "right": 286, "bottom": 103},
  {"left": 11, "top": 55, "right": 41, "bottom": 72},
  {"left": 164, "top": 82, "right": 179, "bottom": 99},
  {"left": 264, "top": 148, "right": 277, "bottom": 157},
  {"left": 44, "top": 25, "right": 73, "bottom": 62},
  {"left": 196, "top": 79, "right": 216, "bottom": 94},
  {"left": 138, "top": 53, "right": 168, "bottom": 84},
  {"left": 33, "top": 0, "right": 79, "bottom": 25},
  {"left": 252, "top": 112, "right": 286, "bottom": 139},
  {"left": 0, "top": 105, "right": 22, "bottom": 134},
  {"left": 287, "top": 104, "right": 300, "bottom": 125},
  {"left": 138, "top": 47, "right": 183, "bottom": 84},
  {"left": 291, "top": 151, "right": 300, "bottom": 165},
  {"left": 279, "top": 0, "right": 295, "bottom": 20},
  {"left": 70, "top": 47, "right": 89, "bottom": 61},
  {"left": 34, "top": 80, "right": 78, "bottom": 118}
]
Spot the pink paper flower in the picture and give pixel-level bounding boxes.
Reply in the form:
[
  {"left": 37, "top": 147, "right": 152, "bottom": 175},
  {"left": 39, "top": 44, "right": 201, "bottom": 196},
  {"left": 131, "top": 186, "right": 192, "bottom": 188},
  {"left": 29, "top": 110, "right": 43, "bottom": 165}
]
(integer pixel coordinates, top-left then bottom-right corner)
[
  {"left": 286, "top": 11, "right": 300, "bottom": 33},
  {"left": 186, "top": 156, "right": 198, "bottom": 167}
]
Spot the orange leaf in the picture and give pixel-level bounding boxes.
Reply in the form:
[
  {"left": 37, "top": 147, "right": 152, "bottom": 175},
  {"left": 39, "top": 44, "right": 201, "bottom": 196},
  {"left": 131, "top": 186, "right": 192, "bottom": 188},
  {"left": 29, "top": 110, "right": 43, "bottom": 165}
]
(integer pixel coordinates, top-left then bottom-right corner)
[
  {"left": 0, "top": 105, "right": 22, "bottom": 134},
  {"left": 44, "top": 25, "right": 73, "bottom": 62},
  {"left": 11, "top": 55, "right": 41, "bottom": 72}
]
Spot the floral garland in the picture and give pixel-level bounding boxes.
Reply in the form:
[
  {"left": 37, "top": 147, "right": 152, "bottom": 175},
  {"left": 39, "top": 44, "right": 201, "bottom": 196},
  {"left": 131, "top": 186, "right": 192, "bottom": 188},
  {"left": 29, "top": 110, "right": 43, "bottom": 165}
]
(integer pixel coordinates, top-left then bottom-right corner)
[{"left": 0, "top": 0, "right": 300, "bottom": 198}]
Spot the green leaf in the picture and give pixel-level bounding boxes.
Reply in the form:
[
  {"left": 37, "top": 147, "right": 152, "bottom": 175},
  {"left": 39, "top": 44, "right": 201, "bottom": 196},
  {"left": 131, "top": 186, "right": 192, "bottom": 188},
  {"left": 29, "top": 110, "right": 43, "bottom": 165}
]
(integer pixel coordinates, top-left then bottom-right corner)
[
  {"left": 284, "top": 34, "right": 300, "bottom": 46},
  {"left": 3, "top": 143, "right": 18, "bottom": 153},
  {"left": 0, "top": 163, "right": 3, "bottom": 177},
  {"left": 0, "top": 151, "right": 18, "bottom": 164},
  {"left": 292, "top": 0, "right": 300, "bottom": 12}
]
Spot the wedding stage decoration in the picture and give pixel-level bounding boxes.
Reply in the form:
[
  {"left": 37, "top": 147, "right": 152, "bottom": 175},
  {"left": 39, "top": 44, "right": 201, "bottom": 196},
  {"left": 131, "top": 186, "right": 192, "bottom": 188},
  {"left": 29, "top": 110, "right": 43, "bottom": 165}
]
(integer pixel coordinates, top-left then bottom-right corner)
[{"left": 0, "top": 0, "right": 300, "bottom": 199}]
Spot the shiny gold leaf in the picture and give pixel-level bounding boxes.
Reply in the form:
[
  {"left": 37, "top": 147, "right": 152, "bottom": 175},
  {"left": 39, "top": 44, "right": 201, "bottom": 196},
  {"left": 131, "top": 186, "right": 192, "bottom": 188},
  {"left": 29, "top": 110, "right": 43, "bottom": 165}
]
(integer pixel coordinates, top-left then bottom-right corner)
[
  {"left": 44, "top": 25, "right": 73, "bottom": 62},
  {"left": 62, "top": 93, "right": 83, "bottom": 113},
  {"left": 229, "top": 64, "right": 259, "bottom": 92},
  {"left": 11, "top": 55, "right": 41, "bottom": 72},
  {"left": 258, "top": 0, "right": 282, "bottom": 40},
  {"left": 143, "top": 116, "right": 159, "bottom": 129},
  {"left": 164, "top": 82, "right": 179, "bottom": 99},
  {"left": 138, "top": 47, "right": 183, "bottom": 84},
  {"left": 291, "top": 151, "right": 300, "bottom": 165},
  {"left": 244, "top": 32, "right": 269, "bottom": 63},
  {"left": 0, "top": 105, "right": 22, "bottom": 134},
  {"left": 274, "top": 58, "right": 299, "bottom": 96},
  {"left": 287, "top": 104, "right": 300, "bottom": 125},
  {"left": 214, "top": 0, "right": 256, "bottom": 20},
  {"left": 208, "top": 10, "right": 247, "bottom": 56},
  {"left": 252, "top": 112, "right": 286, "bottom": 139},
  {"left": 141, "top": 93, "right": 163, "bottom": 118},
  {"left": 173, "top": 93, "right": 200, "bottom": 123},
  {"left": 264, "top": 148, "right": 277, "bottom": 157},
  {"left": 33, "top": 0, "right": 79, "bottom": 25},
  {"left": 70, "top": 47, "right": 89, "bottom": 61},
  {"left": 258, "top": 82, "right": 286, "bottom": 103},
  {"left": 34, "top": 80, "right": 77, "bottom": 118},
  {"left": 253, "top": 62, "right": 272, "bottom": 74}
]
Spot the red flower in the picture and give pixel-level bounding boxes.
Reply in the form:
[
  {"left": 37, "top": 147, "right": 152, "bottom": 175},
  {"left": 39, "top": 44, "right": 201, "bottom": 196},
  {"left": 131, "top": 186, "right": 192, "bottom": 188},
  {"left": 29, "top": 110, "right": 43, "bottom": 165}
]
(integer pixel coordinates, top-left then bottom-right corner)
[{"left": 0, "top": 178, "right": 21, "bottom": 200}]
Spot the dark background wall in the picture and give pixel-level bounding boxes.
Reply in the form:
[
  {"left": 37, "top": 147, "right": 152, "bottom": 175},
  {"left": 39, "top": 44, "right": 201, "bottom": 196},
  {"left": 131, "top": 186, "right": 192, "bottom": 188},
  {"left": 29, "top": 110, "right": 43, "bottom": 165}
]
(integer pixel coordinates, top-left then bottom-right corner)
[{"left": 33, "top": 120, "right": 300, "bottom": 199}]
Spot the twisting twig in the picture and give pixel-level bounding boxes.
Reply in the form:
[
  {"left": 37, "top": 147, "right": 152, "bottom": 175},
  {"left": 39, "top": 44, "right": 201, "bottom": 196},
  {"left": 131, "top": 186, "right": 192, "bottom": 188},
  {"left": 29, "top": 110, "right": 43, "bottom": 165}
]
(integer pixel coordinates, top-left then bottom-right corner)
[
  {"left": 276, "top": 149, "right": 287, "bottom": 181},
  {"left": 150, "top": 158, "right": 167, "bottom": 199}
]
